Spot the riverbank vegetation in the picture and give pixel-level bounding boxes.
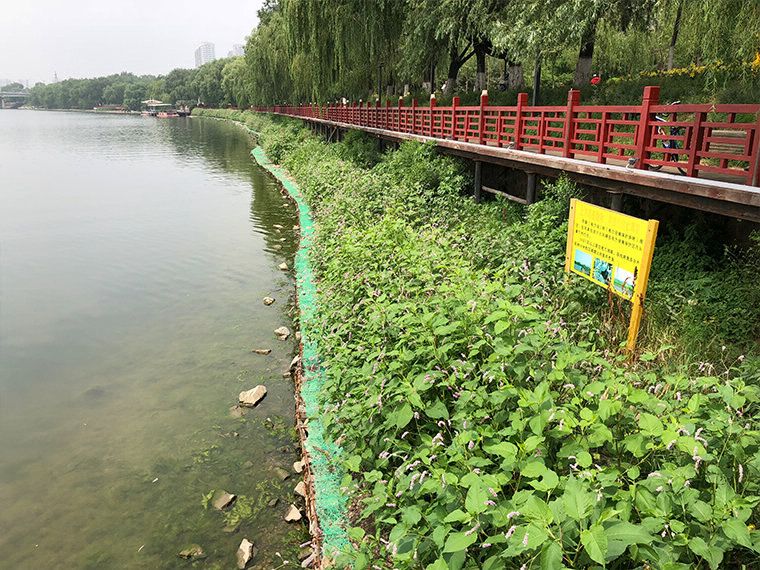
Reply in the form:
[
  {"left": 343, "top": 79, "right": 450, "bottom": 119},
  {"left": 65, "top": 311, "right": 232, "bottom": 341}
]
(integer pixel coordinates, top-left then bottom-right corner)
[{"left": 196, "top": 107, "right": 760, "bottom": 569}]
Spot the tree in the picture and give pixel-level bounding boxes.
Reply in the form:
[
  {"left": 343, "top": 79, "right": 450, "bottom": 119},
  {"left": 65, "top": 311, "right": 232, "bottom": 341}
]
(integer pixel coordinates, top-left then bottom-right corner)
[{"left": 222, "top": 57, "right": 251, "bottom": 108}]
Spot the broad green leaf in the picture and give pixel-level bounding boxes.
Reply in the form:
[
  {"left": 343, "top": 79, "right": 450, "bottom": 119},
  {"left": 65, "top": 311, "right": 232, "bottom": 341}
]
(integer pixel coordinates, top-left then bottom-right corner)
[
  {"left": 348, "top": 526, "right": 365, "bottom": 541},
  {"left": 432, "top": 524, "right": 449, "bottom": 548},
  {"left": 522, "top": 495, "right": 554, "bottom": 526},
  {"left": 483, "top": 441, "right": 518, "bottom": 460},
  {"left": 521, "top": 460, "right": 547, "bottom": 478},
  {"left": 540, "top": 541, "right": 564, "bottom": 570},
  {"left": 722, "top": 519, "right": 752, "bottom": 548},
  {"left": 426, "top": 558, "right": 449, "bottom": 570},
  {"left": 563, "top": 477, "right": 592, "bottom": 521},
  {"left": 426, "top": 399, "right": 449, "bottom": 420},
  {"left": 638, "top": 413, "right": 663, "bottom": 436},
  {"left": 576, "top": 451, "right": 592, "bottom": 468},
  {"left": 345, "top": 454, "right": 362, "bottom": 472},
  {"left": 443, "top": 509, "right": 470, "bottom": 524},
  {"left": 354, "top": 552, "right": 369, "bottom": 570},
  {"left": 443, "top": 531, "right": 478, "bottom": 553},
  {"left": 690, "top": 500, "right": 712, "bottom": 522},
  {"left": 465, "top": 484, "right": 490, "bottom": 514},
  {"left": 604, "top": 521, "right": 653, "bottom": 547},
  {"left": 688, "top": 536, "right": 724, "bottom": 569},
  {"left": 401, "top": 506, "right": 422, "bottom": 526},
  {"left": 394, "top": 402, "right": 413, "bottom": 428},
  {"left": 530, "top": 468, "right": 559, "bottom": 492},
  {"left": 581, "top": 525, "right": 608, "bottom": 565}
]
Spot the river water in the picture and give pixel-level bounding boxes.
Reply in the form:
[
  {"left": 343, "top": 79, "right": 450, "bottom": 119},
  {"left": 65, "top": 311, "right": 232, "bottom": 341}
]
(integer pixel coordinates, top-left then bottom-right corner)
[{"left": 0, "top": 111, "right": 303, "bottom": 568}]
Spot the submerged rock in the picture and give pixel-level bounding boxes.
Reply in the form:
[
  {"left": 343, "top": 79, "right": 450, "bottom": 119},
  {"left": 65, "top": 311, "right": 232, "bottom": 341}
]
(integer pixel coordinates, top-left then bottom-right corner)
[
  {"left": 239, "top": 385, "right": 267, "bottom": 407},
  {"left": 263, "top": 297, "right": 276, "bottom": 306},
  {"left": 274, "top": 327, "right": 290, "bottom": 341},
  {"left": 285, "top": 504, "right": 302, "bottom": 522},
  {"left": 237, "top": 538, "right": 255, "bottom": 569},
  {"left": 178, "top": 544, "right": 205, "bottom": 559},
  {"left": 274, "top": 467, "right": 291, "bottom": 481},
  {"left": 278, "top": 262, "right": 288, "bottom": 271},
  {"left": 229, "top": 405, "right": 248, "bottom": 418},
  {"left": 213, "top": 491, "right": 237, "bottom": 511},
  {"left": 251, "top": 348, "right": 271, "bottom": 355}
]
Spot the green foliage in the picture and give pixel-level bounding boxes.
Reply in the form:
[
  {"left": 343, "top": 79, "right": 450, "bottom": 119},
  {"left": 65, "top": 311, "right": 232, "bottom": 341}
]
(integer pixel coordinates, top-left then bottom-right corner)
[
  {"left": 253, "top": 117, "right": 760, "bottom": 569},
  {"left": 335, "top": 130, "right": 382, "bottom": 169}
]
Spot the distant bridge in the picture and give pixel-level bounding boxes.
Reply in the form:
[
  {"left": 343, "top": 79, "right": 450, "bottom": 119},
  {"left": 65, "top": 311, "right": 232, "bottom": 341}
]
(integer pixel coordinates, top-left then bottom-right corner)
[{"left": 0, "top": 92, "right": 30, "bottom": 109}]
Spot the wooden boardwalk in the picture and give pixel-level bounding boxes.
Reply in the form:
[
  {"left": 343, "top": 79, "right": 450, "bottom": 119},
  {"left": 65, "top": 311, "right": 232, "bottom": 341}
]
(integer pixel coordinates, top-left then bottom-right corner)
[{"left": 255, "top": 86, "right": 760, "bottom": 222}]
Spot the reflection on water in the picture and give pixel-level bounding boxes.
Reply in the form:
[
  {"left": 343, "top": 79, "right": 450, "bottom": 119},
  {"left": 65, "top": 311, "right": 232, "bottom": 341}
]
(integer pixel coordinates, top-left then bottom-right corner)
[{"left": 0, "top": 111, "right": 303, "bottom": 568}]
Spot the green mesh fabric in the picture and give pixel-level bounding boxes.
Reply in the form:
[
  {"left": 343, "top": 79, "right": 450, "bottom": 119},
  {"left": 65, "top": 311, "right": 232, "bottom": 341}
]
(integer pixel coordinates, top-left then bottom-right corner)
[{"left": 251, "top": 146, "right": 350, "bottom": 558}]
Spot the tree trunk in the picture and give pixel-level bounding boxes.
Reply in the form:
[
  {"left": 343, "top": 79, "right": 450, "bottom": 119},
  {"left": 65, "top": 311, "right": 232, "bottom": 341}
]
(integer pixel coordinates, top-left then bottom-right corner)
[
  {"left": 475, "top": 46, "right": 487, "bottom": 92},
  {"left": 507, "top": 62, "right": 525, "bottom": 89},
  {"left": 573, "top": 19, "right": 598, "bottom": 87},
  {"left": 444, "top": 39, "right": 474, "bottom": 94},
  {"left": 667, "top": 0, "right": 683, "bottom": 70}
]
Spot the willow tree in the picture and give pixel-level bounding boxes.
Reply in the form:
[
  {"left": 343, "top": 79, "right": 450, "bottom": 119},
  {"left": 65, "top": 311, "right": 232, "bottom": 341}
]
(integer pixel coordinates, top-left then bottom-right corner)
[
  {"left": 283, "top": 0, "right": 404, "bottom": 101},
  {"left": 244, "top": 8, "right": 296, "bottom": 105}
]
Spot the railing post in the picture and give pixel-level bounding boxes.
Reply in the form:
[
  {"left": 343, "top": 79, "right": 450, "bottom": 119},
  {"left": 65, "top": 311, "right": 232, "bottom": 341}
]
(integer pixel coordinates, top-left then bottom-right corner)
[
  {"left": 685, "top": 110, "right": 706, "bottom": 178},
  {"left": 451, "top": 96, "right": 460, "bottom": 140},
  {"left": 515, "top": 92, "right": 527, "bottom": 150},
  {"left": 412, "top": 98, "right": 418, "bottom": 135},
  {"left": 478, "top": 90, "right": 489, "bottom": 145},
  {"left": 634, "top": 85, "right": 660, "bottom": 169},
  {"left": 398, "top": 96, "right": 403, "bottom": 132},
  {"left": 750, "top": 115, "right": 760, "bottom": 186},
  {"left": 430, "top": 94, "right": 436, "bottom": 137},
  {"left": 563, "top": 89, "right": 580, "bottom": 158}
]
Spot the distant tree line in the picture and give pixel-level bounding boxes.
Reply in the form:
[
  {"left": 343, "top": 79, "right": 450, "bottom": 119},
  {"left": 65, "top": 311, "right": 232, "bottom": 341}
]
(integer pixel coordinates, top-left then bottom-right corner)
[
  {"left": 27, "top": 0, "right": 759, "bottom": 110},
  {"left": 28, "top": 60, "right": 238, "bottom": 110}
]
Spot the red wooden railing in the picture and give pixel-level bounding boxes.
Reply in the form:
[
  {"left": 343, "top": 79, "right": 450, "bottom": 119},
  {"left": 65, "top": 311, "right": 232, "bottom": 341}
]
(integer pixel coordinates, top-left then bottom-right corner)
[{"left": 255, "top": 86, "right": 760, "bottom": 187}]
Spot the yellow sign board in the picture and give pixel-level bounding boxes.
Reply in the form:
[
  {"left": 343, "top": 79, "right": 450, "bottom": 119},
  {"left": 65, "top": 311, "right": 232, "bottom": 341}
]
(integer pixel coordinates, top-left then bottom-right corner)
[{"left": 565, "top": 199, "right": 659, "bottom": 353}]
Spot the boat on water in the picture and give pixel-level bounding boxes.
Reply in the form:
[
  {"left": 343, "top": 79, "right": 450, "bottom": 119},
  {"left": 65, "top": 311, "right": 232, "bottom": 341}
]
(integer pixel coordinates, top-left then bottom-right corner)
[{"left": 141, "top": 99, "right": 188, "bottom": 118}]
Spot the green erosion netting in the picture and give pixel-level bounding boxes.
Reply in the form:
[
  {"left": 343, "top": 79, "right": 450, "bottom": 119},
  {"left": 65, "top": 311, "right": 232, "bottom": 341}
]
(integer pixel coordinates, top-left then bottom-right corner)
[{"left": 251, "top": 145, "right": 350, "bottom": 559}]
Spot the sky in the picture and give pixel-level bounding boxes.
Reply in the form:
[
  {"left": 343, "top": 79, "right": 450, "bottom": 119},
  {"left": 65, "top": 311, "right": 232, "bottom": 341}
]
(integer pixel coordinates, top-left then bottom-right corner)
[{"left": 0, "top": 0, "right": 265, "bottom": 86}]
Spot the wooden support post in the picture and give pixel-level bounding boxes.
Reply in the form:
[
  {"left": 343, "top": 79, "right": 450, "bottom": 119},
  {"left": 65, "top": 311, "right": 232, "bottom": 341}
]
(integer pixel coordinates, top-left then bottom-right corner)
[
  {"left": 749, "top": 114, "right": 760, "bottom": 187},
  {"left": 412, "top": 98, "right": 418, "bottom": 134},
  {"left": 609, "top": 191, "right": 623, "bottom": 211},
  {"left": 451, "top": 96, "right": 460, "bottom": 140},
  {"left": 526, "top": 172, "right": 537, "bottom": 205},
  {"left": 474, "top": 161, "right": 483, "bottom": 204},
  {"left": 385, "top": 99, "right": 391, "bottom": 131},
  {"left": 563, "top": 90, "right": 580, "bottom": 158},
  {"left": 515, "top": 92, "right": 527, "bottom": 150},
  {"left": 478, "top": 91, "right": 489, "bottom": 145},
  {"left": 430, "top": 94, "right": 436, "bottom": 137},
  {"left": 634, "top": 86, "right": 660, "bottom": 170}
]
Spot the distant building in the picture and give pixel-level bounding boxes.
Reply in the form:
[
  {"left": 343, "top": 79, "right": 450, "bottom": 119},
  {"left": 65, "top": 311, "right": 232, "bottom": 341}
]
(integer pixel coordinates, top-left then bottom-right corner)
[
  {"left": 195, "top": 43, "right": 216, "bottom": 68},
  {"left": 228, "top": 44, "right": 245, "bottom": 57}
]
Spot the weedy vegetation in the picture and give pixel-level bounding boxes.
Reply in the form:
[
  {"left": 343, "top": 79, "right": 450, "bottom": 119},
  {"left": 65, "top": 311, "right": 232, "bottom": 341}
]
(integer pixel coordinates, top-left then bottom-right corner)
[{"left": 196, "top": 108, "right": 760, "bottom": 569}]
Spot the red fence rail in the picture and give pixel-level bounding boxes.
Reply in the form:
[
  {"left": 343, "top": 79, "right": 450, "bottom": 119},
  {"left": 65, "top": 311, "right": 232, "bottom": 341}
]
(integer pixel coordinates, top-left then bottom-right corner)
[{"left": 256, "top": 86, "right": 760, "bottom": 187}]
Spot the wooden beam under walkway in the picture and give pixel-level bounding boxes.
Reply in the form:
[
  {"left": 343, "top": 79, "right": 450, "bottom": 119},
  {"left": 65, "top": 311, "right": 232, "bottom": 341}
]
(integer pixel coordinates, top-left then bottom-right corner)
[{"left": 288, "top": 114, "right": 760, "bottom": 224}]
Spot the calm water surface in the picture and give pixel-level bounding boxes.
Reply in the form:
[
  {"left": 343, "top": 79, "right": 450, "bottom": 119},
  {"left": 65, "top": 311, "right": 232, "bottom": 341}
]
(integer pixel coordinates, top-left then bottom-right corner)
[{"left": 0, "top": 111, "right": 303, "bottom": 568}]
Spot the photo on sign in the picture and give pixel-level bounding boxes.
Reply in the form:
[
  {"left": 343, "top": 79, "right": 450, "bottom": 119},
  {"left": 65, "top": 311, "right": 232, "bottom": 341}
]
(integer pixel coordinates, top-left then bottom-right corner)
[
  {"left": 613, "top": 267, "right": 636, "bottom": 299},
  {"left": 592, "top": 258, "right": 612, "bottom": 286},
  {"left": 573, "top": 249, "right": 593, "bottom": 276}
]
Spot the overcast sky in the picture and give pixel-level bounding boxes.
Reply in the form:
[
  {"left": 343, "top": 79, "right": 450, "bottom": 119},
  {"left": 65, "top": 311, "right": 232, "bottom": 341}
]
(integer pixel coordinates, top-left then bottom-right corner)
[{"left": 1, "top": 0, "right": 265, "bottom": 86}]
